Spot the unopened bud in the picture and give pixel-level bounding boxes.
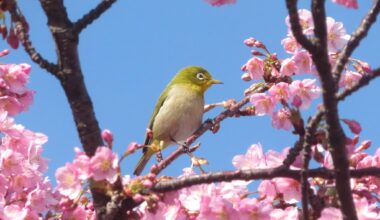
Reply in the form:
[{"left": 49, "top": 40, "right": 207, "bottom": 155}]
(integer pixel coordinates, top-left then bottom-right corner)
[
  {"left": 357, "top": 60, "right": 372, "bottom": 74},
  {"left": 270, "top": 53, "right": 278, "bottom": 60},
  {"left": 133, "top": 194, "right": 144, "bottom": 203},
  {"left": 355, "top": 140, "right": 372, "bottom": 153},
  {"left": 251, "top": 50, "right": 264, "bottom": 56},
  {"left": 241, "top": 72, "right": 251, "bottom": 81},
  {"left": 244, "top": 37, "right": 256, "bottom": 47},
  {"left": 342, "top": 119, "right": 362, "bottom": 134},
  {"left": 142, "top": 179, "right": 153, "bottom": 188},
  {"left": 102, "top": 129, "right": 113, "bottom": 146},
  {"left": 241, "top": 64, "right": 247, "bottom": 72},
  {"left": 127, "top": 142, "right": 139, "bottom": 153},
  {"left": 0, "top": 49, "right": 10, "bottom": 57},
  {"left": 291, "top": 95, "right": 302, "bottom": 108}
]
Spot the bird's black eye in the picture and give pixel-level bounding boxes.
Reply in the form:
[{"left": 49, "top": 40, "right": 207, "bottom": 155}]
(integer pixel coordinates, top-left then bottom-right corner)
[{"left": 196, "top": 72, "right": 206, "bottom": 81}]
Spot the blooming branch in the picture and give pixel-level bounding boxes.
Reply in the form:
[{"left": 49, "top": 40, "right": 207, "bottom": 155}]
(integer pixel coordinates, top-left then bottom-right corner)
[
  {"left": 333, "top": 0, "right": 380, "bottom": 82},
  {"left": 152, "top": 166, "right": 380, "bottom": 192}
]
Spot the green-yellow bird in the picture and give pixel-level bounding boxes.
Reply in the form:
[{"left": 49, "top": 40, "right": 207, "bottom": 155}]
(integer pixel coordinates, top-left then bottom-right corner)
[{"left": 133, "top": 66, "right": 222, "bottom": 175}]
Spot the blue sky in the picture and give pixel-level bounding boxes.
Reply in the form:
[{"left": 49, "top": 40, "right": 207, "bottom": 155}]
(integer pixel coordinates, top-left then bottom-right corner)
[{"left": 2, "top": 1, "right": 380, "bottom": 180}]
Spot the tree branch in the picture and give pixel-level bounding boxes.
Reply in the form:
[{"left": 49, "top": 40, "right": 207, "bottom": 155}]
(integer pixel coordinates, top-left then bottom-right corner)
[
  {"left": 333, "top": 0, "right": 380, "bottom": 82},
  {"left": 152, "top": 167, "right": 380, "bottom": 192},
  {"left": 72, "top": 0, "right": 118, "bottom": 34},
  {"left": 38, "top": 0, "right": 116, "bottom": 219},
  {"left": 7, "top": 0, "right": 59, "bottom": 75},
  {"left": 337, "top": 67, "right": 380, "bottom": 101},
  {"left": 310, "top": 1, "right": 357, "bottom": 219}
]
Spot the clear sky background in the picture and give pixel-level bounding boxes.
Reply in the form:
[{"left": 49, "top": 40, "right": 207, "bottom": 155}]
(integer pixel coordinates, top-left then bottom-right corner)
[{"left": 2, "top": 1, "right": 380, "bottom": 181}]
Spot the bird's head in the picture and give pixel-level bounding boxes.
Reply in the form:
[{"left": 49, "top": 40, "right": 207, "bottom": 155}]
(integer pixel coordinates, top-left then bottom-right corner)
[{"left": 172, "top": 66, "right": 222, "bottom": 93}]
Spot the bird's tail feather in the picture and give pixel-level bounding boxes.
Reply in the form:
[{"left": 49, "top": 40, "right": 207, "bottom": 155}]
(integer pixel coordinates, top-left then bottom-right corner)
[{"left": 133, "top": 152, "right": 152, "bottom": 176}]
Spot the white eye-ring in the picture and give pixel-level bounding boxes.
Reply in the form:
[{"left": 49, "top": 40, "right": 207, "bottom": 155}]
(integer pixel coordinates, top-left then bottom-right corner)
[{"left": 196, "top": 72, "right": 206, "bottom": 80}]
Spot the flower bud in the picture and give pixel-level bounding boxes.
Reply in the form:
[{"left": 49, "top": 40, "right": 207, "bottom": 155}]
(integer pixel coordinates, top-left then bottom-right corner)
[
  {"left": 101, "top": 129, "right": 113, "bottom": 146},
  {"left": 241, "top": 72, "right": 251, "bottom": 81},
  {"left": 244, "top": 37, "right": 256, "bottom": 47}
]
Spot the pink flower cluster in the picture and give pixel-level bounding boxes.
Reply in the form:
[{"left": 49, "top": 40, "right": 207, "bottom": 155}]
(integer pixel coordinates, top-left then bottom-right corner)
[
  {"left": 248, "top": 79, "right": 321, "bottom": 131},
  {"left": 0, "top": 60, "right": 57, "bottom": 219},
  {"left": 283, "top": 9, "right": 350, "bottom": 53},
  {"left": 137, "top": 145, "right": 301, "bottom": 219},
  {"left": 52, "top": 146, "right": 119, "bottom": 219},
  {"left": 0, "top": 63, "right": 34, "bottom": 116}
]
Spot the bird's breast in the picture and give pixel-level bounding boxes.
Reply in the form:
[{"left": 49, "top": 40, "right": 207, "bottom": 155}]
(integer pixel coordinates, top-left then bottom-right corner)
[{"left": 152, "top": 85, "right": 204, "bottom": 146}]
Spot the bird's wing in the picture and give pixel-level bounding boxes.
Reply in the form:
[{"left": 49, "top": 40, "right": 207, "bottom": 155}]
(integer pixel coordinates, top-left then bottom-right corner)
[{"left": 143, "top": 88, "right": 170, "bottom": 151}]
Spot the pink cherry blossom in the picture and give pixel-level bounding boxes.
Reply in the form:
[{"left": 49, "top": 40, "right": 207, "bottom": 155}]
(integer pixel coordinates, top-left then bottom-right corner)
[
  {"left": 89, "top": 146, "right": 119, "bottom": 183},
  {"left": 250, "top": 93, "right": 275, "bottom": 115},
  {"left": 205, "top": 0, "right": 236, "bottom": 6},
  {"left": 319, "top": 207, "right": 342, "bottom": 220},
  {"left": 293, "top": 51, "right": 312, "bottom": 74},
  {"left": 280, "top": 58, "right": 297, "bottom": 76},
  {"left": 61, "top": 206, "right": 88, "bottom": 220},
  {"left": 232, "top": 143, "right": 265, "bottom": 169},
  {"left": 72, "top": 147, "right": 91, "bottom": 180},
  {"left": 355, "top": 197, "right": 380, "bottom": 220},
  {"left": 0, "top": 149, "right": 24, "bottom": 175},
  {"left": 245, "top": 57, "right": 264, "bottom": 80},
  {"left": 236, "top": 198, "right": 273, "bottom": 220},
  {"left": 258, "top": 178, "right": 301, "bottom": 203},
  {"left": 289, "top": 79, "right": 321, "bottom": 109},
  {"left": 0, "top": 64, "right": 31, "bottom": 95},
  {"left": 272, "top": 108, "right": 293, "bottom": 130},
  {"left": 198, "top": 196, "right": 238, "bottom": 220},
  {"left": 326, "top": 17, "right": 350, "bottom": 52},
  {"left": 270, "top": 206, "right": 299, "bottom": 220},
  {"left": 332, "top": 0, "right": 358, "bottom": 9},
  {"left": 55, "top": 162, "right": 82, "bottom": 200},
  {"left": 268, "top": 82, "right": 290, "bottom": 102},
  {"left": 286, "top": 9, "right": 314, "bottom": 35},
  {"left": 273, "top": 178, "right": 301, "bottom": 203},
  {"left": 339, "top": 70, "right": 362, "bottom": 88},
  {"left": 140, "top": 201, "right": 187, "bottom": 220},
  {"left": 2, "top": 204, "right": 28, "bottom": 220},
  {"left": 281, "top": 36, "right": 300, "bottom": 54}
]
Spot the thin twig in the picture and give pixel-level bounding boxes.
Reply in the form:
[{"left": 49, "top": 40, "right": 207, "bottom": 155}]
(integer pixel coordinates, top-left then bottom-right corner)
[
  {"left": 152, "top": 166, "right": 380, "bottom": 192},
  {"left": 7, "top": 0, "right": 59, "bottom": 75},
  {"left": 337, "top": 67, "right": 380, "bottom": 101},
  {"left": 310, "top": 0, "right": 358, "bottom": 219},
  {"left": 73, "top": 0, "right": 118, "bottom": 34},
  {"left": 333, "top": 0, "right": 380, "bottom": 83}
]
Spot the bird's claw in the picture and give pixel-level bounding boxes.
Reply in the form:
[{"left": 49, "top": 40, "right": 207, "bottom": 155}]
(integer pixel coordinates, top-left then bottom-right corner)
[{"left": 156, "top": 151, "right": 163, "bottom": 162}]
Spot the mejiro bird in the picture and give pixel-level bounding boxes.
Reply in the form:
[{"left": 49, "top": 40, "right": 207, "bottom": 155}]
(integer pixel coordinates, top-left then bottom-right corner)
[{"left": 133, "top": 66, "right": 222, "bottom": 175}]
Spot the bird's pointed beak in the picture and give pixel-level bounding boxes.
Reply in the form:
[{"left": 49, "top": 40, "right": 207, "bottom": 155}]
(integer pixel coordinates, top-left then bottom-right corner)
[{"left": 210, "top": 79, "right": 223, "bottom": 85}]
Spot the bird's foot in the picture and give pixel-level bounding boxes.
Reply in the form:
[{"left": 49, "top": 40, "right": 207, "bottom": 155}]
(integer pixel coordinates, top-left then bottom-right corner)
[{"left": 155, "top": 150, "right": 163, "bottom": 162}]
